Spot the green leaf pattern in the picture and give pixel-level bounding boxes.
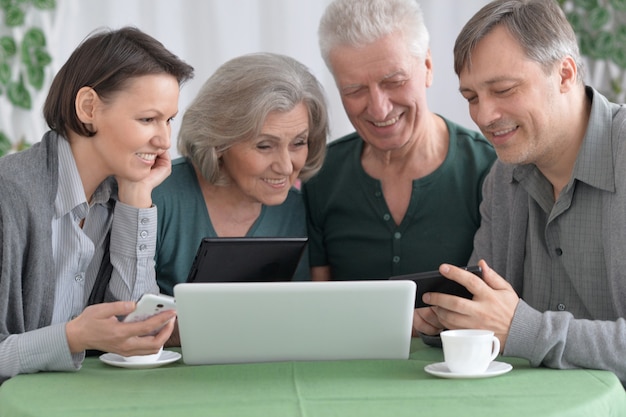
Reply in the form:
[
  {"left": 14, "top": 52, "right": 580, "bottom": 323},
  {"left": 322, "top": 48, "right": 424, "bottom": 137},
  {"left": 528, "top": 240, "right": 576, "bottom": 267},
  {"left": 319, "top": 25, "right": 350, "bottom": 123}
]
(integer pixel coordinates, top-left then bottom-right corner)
[
  {"left": 0, "top": 62, "right": 10, "bottom": 84},
  {"left": 0, "top": 35, "right": 16, "bottom": 57},
  {"left": 4, "top": 4, "right": 24, "bottom": 27},
  {"left": 610, "top": 0, "right": 626, "bottom": 12},
  {"left": 0, "top": 0, "right": 55, "bottom": 151},
  {"left": 0, "top": 131, "right": 11, "bottom": 157},
  {"left": 0, "top": 1, "right": 55, "bottom": 113},
  {"left": 562, "top": 0, "right": 626, "bottom": 100},
  {"left": 7, "top": 74, "right": 31, "bottom": 108}
]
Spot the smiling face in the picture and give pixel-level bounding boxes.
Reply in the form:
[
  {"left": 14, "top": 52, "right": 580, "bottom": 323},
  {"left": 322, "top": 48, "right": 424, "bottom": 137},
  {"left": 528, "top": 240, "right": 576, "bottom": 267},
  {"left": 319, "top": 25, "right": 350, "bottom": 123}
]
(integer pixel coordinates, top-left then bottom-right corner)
[
  {"left": 87, "top": 73, "right": 179, "bottom": 182},
  {"left": 458, "top": 25, "right": 569, "bottom": 167},
  {"left": 220, "top": 102, "right": 310, "bottom": 206},
  {"left": 328, "top": 31, "right": 433, "bottom": 153}
]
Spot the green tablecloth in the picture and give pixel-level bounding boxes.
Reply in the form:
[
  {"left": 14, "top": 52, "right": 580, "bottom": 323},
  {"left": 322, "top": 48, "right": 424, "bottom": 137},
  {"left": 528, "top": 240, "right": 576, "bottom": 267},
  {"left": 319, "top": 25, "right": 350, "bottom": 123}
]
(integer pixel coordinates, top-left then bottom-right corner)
[{"left": 1, "top": 339, "right": 624, "bottom": 417}]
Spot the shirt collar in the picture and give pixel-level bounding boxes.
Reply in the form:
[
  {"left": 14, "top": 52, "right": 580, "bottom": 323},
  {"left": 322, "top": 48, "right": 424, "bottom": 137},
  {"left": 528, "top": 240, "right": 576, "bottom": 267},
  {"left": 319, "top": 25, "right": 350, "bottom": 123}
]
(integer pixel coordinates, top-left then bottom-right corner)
[
  {"left": 54, "top": 138, "right": 115, "bottom": 219},
  {"left": 511, "top": 86, "right": 616, "bottom": 193},
  {"left": 570, "top": 86, "right": 616, "bottom": 193}
]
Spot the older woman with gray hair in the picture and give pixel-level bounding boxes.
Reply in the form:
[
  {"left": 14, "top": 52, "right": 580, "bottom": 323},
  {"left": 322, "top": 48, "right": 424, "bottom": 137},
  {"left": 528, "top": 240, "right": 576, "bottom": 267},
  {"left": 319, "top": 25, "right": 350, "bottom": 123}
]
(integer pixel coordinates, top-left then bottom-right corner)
[{"left": 153, "top": 52, "right": 328, "bottom": 295}]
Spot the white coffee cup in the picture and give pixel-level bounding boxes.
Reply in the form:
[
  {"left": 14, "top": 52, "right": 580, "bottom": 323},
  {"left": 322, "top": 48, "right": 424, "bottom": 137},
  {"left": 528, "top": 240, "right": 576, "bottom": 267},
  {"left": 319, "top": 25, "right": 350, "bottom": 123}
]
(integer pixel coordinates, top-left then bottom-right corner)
[
  {"left": 121, "top": 346, "right": 163, "bottom": 364},
  {"left": 440, "top": 329, "right": 500, "bottom": 375}
]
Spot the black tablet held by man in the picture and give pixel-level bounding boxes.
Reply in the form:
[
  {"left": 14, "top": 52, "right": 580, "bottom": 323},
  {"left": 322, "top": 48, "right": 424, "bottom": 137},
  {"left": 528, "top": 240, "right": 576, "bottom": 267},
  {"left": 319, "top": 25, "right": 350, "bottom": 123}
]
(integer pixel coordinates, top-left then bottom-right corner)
[{"left": 390, "top": 266, "right": 483, "bottom": 308}]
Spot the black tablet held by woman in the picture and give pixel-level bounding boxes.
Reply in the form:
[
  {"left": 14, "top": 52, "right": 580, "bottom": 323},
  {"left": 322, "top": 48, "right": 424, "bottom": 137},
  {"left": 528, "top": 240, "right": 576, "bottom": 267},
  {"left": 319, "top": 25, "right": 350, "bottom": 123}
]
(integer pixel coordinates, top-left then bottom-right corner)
[{"left": 186, "top": 237, "right": 308, "bottom": 283}]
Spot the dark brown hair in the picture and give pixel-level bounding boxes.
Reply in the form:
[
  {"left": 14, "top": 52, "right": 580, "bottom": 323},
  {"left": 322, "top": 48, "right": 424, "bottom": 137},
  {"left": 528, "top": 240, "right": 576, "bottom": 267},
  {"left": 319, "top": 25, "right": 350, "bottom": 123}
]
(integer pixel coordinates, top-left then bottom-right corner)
[{"left": 44, "top": 26, "right": 194, "bottom": 139}]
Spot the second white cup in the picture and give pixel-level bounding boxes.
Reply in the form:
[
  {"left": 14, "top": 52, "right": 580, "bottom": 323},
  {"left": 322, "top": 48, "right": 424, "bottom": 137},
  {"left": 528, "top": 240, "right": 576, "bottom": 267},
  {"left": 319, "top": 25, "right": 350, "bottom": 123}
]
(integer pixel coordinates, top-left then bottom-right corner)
[{"left": 440, "top": 329, "right": 500, "bottom": 375}]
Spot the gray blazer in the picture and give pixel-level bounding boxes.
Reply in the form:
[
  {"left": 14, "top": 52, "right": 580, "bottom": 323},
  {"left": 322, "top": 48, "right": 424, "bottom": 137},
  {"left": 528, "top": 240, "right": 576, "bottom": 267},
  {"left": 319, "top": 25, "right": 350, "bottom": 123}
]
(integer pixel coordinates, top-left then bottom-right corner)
[{"left": 0, "top": 131, "right": 59, "bottom": 346}]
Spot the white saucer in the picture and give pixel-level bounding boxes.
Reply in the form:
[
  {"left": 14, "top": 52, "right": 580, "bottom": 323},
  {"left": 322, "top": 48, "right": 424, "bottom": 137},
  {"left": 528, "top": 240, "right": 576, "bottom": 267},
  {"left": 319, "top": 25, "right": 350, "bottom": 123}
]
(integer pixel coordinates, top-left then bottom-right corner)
[
  {"left": 424, "top": 361, "right": 512, "bottom": 379},
  {"left": 99, "top": 350, "right": 181, "bottom": 369}
]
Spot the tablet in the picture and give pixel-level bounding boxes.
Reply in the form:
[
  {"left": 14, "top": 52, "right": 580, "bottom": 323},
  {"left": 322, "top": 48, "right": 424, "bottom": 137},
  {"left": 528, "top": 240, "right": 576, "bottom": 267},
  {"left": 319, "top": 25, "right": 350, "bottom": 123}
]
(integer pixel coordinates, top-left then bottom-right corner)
[
  {"left": 389, "top": 265, "right": 482, "bottom": 308},
  {"left": 186, "top": 237, "right": 307, "bottom": 283}
]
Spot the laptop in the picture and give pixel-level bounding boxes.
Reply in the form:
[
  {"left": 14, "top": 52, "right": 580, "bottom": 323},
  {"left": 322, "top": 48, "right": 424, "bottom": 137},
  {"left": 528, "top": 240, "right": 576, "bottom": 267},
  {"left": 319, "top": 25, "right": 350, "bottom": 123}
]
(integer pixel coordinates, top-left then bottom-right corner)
[
  {"left": 174, "top": 280, "right": 417, "bottom": 365},
  {"left": 186, "top": 237, "right": 307, "bottom": 283}
]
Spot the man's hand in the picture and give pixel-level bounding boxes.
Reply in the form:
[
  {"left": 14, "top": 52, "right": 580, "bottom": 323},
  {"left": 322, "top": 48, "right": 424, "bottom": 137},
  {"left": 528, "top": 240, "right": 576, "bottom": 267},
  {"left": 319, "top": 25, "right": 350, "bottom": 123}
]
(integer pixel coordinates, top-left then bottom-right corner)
[
  {"left": 418, "top": 260, "right": 520, "bottom": 349},
  {"left": 413, "top": 306, "right": 445, "bottom": 336}
]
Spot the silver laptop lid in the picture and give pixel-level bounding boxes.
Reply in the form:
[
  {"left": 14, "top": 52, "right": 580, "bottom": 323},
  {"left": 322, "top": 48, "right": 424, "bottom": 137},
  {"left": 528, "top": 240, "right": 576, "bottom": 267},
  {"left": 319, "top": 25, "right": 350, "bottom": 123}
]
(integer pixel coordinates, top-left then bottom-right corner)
[{"left": 174, "top": 280, "right": 416, "bottom": 365}]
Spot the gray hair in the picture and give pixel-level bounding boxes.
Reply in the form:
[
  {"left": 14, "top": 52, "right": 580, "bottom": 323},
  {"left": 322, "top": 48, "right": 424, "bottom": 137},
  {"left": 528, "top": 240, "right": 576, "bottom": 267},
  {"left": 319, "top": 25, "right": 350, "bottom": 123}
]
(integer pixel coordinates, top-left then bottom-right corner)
[
  {"left": 178, "top": 52, "right": 328, "bottom": 185},
  {"left": 454, "top": 0, "right": 584, "bottom": 82},
  {"left": 318, "top": 0, "right": 430, "bottom": 69}
]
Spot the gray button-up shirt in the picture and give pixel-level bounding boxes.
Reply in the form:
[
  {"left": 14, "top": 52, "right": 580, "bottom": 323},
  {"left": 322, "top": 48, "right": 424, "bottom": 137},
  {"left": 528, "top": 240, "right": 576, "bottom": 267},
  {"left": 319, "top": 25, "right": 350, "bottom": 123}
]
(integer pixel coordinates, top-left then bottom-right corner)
[{"left": 470, "top": 87, "right": 626, "bottom": 383}]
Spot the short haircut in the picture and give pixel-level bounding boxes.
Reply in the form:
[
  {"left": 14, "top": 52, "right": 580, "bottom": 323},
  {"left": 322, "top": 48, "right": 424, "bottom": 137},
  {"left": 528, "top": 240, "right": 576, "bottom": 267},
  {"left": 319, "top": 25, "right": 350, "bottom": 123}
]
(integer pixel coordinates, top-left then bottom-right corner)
[
  {"left": 177, "top": 52, "right": 328, "bottom": 184},
  {"left": 318, "top": 0, "right": 429, "bottom": 70},
  {"left": 454, "top": 0, "right": 584, "bottom": 82},
  {"left": 44, "top": 26, "right": 194, "bottom": 139}
]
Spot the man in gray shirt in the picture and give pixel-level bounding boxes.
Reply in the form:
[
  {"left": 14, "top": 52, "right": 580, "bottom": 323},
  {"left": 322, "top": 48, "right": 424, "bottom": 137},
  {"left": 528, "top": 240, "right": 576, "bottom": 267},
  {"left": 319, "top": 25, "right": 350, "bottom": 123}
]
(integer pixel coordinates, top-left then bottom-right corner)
[{"left": 413, "top": 0, "right": 626, "bottom": 384}]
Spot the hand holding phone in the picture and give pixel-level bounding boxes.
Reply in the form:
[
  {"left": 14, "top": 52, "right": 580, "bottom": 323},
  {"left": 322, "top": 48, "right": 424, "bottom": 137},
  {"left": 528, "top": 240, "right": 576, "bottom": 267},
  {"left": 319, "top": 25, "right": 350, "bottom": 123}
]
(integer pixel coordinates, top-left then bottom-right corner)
[
  {"left": 390, "top": 266, "right": 482, "bottom": 308},
  {"left": 122, "top": 293, "right": 176, "bottom": 335}
]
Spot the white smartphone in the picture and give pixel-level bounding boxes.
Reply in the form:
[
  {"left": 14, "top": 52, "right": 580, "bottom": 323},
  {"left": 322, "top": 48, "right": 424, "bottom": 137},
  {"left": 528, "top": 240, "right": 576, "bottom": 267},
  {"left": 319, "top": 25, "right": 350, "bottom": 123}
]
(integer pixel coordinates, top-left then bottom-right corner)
[{"left": 122, "top": 293, "right": 176, "bottom": 335}]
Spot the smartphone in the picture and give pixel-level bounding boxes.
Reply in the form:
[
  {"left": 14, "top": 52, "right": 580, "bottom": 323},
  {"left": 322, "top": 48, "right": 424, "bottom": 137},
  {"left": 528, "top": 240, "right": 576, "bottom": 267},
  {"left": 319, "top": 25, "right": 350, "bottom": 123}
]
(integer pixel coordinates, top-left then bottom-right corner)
[
  {"left": 122, "top": 293, "right": 177, "bottom": 335},
  {"left": 389, "top": 266, "right": 482, "bottom": 308}
]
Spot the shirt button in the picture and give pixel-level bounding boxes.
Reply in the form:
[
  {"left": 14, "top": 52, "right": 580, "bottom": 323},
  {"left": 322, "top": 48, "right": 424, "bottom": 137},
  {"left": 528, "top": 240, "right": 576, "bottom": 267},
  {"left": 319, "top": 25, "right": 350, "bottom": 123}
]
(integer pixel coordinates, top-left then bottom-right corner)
[
  {"left": 392, "top": 256, "right": 400, "bottom": 263},
  {"left": 557, "top": 303, "right": 566, "bottom": 311},
  {"left": 375, "top": 191, "right": 382, "bottom": 197},
  {"left": 394, "top": 232, "right": 402, "bottom": 239},
  {"left": 74, "top": 273, "right": 84, "bottom": 282},
  {"left": 139, "top": 244, "right": 148, "bottom": 251},
  {"left": 383, "top": 214, "right": 391, "bottom": 221},
  {"left": 140, "top": 218, "right": 149, "bottom": 225},
  {"left": 139, "top": 230, "right": 148, "bottom": 239},
  {"left": 555, "top": 248, "right": 563, "bottom": 256}
]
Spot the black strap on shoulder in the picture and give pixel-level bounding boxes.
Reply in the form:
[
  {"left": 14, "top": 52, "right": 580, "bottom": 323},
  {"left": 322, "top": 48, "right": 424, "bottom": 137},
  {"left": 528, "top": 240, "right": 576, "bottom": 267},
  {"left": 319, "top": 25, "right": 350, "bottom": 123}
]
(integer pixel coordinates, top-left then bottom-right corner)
[
  {"left": 87, "top": 229, "right": 113, "bottom": 306},
  {"left": 86, "top": 228, "right": 113, "bottom": 357}
]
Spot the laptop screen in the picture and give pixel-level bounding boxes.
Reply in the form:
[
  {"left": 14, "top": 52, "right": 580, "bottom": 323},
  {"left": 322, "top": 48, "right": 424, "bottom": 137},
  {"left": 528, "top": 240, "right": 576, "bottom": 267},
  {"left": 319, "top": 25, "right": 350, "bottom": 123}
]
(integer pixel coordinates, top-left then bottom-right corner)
[{"left": 186, "top": 237, "right": 307, "bottom": 283}]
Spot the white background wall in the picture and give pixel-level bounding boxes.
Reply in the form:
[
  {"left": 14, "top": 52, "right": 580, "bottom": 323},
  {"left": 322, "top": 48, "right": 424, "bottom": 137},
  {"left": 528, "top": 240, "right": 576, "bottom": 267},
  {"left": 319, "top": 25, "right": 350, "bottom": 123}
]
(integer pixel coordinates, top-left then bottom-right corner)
[{"left": 1, "top": 0, "right": 491, "bottom": 156}]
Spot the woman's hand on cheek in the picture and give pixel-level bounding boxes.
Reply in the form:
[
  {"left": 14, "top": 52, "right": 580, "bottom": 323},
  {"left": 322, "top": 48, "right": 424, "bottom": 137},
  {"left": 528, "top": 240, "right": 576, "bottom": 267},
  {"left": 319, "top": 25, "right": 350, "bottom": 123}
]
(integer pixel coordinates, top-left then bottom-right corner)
[{"left": 117, "top": 151, "right": 172, "bottom": 208}]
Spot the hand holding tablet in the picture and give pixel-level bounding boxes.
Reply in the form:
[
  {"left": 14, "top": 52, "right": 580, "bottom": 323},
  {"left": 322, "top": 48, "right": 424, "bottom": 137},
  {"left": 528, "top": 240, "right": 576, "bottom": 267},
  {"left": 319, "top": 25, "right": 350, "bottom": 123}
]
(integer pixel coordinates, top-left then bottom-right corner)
[{"left": 389, "top": 266, "right": 482, "bottom": 308}]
